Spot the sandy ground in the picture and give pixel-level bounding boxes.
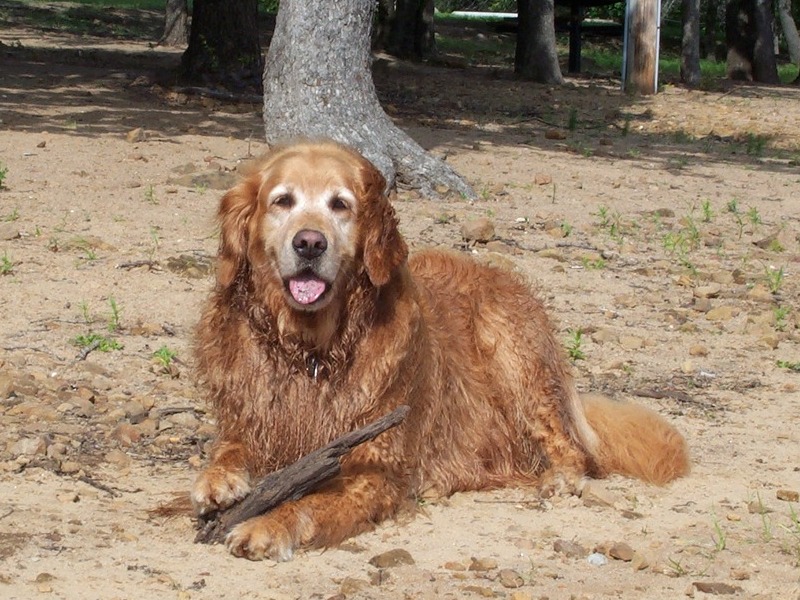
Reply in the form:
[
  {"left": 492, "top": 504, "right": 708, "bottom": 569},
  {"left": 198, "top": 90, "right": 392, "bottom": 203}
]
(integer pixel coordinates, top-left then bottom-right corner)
[{"left": 1, "top": 17, "right": 800, "bottom": 600}]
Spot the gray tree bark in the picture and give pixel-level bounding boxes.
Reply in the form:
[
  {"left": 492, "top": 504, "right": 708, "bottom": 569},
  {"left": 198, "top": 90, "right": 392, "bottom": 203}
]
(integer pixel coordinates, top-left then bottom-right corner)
[
  {"left": 262, "top": 0, "right": 474, "bottom": 199},
  {"left": 777, "top": 0, "right": 800, "bottom": 81},
  {"left": 160, "top": 0, "right": 188, "bottom": 47},
  {"left": 514, "top": 0, "right": 564, "bottom": 84},
  {"left": 681, "top": 0, "right": 702, "bottom": 87}
]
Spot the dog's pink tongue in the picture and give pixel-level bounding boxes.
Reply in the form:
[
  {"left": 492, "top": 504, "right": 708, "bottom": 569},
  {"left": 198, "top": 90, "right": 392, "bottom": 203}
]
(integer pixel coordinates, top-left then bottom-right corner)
[{"left": 289, "top": 276, "right": 326, "bottom": 305}]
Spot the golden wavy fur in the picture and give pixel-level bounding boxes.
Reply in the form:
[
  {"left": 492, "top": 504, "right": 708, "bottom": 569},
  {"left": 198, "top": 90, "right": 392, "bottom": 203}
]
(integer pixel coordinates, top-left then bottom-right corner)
[{"left": 192, "top": 140, "right": 690, "bottom": 561}]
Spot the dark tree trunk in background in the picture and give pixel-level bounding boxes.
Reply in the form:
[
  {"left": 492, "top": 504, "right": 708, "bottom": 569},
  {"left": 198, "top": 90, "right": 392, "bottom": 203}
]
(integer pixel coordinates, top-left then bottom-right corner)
[
  {"left": 702, "top": 0, "right": 723, "bottom": 59},
  {"left": 375, "top": 0, "right": 396, "bottom": 49},
  {"left": 262, "top": 0, "right": 474, "bottom": 199},
  {"left": 386, "top": 0, "right": 437, "bottom": 60},
  {"left": 726, "top": 0, "right": 755, "bottom": 79},
  {"left": 515, "top": 0, "right": 564, "bottom": 83},
  {"left": 182, "top": 0, "right": 263, "bottom": 90},
  {"left": 751, "top": 0, "right": 779, "bottom": 82},
  {"left": 726, "top": 0, "right": 779, "bottom": 82},
  {"left": 160, "top": 0, "right": 188, "bottom": 47},
  {"left": 681, "top": 0, "right": 702, "bottom": 86}
]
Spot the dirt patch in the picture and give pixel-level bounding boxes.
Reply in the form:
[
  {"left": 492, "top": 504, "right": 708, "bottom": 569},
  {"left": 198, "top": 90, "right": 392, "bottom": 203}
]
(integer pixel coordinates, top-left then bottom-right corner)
[{"left": 1, "top": 16, "right": 800, "bottom": 600}]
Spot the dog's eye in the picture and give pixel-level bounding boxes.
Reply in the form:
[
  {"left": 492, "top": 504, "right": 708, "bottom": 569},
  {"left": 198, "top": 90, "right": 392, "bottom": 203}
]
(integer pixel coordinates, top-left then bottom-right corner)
[
  {"left": 330, "top": 197, "right": 349, "bottom": 212},
  {"left": 273, "top": 194, "right": 294, "bottom": 208}
]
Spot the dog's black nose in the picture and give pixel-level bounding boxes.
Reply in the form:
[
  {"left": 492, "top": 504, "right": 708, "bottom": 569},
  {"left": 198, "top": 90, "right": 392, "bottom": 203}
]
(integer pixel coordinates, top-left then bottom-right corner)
[{"left": 292, "top": 229, "right": 328, "bottom": 259}]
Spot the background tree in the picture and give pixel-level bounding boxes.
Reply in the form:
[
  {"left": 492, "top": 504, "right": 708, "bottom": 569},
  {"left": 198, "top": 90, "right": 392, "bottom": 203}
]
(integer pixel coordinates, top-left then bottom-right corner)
[
  {"left": 725, "top": 0, "right": 779, "bottom": 82},
  {"left": 182, "top": 0, "right": 263, "bottom": 89},
  {"left": 515, "top": 0, "right": 564, "bottom": 83},
  {"left": 262, "top": 0, "right": 474, "bottom": 198},
  {"left": 681, "top": 0, "right": 702, "bottom": 86},
  {"left": 777, "top": 0, "right": 800, "bottom": 82},
  {"left": 702, "top": 0, "right": 724, "bottom": 59},
  {"left": 160, "top": 0, "right": 188, "bottom": 47},
  {"left": 382, "top": 0, "right": 437, "bottom": 60}
]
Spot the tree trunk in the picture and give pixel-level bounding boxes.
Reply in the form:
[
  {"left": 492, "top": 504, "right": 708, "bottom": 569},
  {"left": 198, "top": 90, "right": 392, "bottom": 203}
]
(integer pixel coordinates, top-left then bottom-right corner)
[
  {"left": 515, "top": 0, "right": 564, "bottom": 84},
  {"left": 386, "top": 0, "right": 437, "bottom": 60},
  {"left": 374, "top": 0, "right": 396, "bottom": 49},
  {"left": 681, "top": 0, "right": 702, "bottom": 87},
  {"left": 702, "top": 0, "right": 723, "bottom": 59},
  {"left": 726, "top": 0, "right": 779, "bottom": 82},
  {"left": 752, "top": 0, "right": 779, "bottom": 82},
  {"left": 777, "top": 0, "right": 800, "bottom": 63},
  {"left": 726, "top": 0, "right": 755, "bottom": 79},
  {"left": 262, "top": 0, "right": 474, "bottom": 199},
  {"left": 182, "top": 0, "right": 263, "bottom": 90},
  {"left": 160, "top": 0, "right": 188, "bottom": 47}
]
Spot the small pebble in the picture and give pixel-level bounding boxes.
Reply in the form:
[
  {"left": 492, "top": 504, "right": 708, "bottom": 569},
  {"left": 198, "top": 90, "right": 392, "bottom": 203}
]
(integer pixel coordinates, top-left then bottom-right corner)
[{"left": 587, "top": 552, "right": 608, "bottom": 566}]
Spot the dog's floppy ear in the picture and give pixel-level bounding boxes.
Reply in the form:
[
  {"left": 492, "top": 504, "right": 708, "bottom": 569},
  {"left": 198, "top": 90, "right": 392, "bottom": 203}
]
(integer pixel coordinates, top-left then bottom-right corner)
[
  {"left": 358, "top": 160, "right": 408, "bottom": 287},
  {"left": 215, "top": 177, "right": 260, "bottom": 289}
]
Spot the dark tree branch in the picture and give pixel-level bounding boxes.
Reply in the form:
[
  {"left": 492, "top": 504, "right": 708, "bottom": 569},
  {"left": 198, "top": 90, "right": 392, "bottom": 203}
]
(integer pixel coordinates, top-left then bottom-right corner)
[{"left": 194, "top": 405, "right": 411, "bottom": 544}]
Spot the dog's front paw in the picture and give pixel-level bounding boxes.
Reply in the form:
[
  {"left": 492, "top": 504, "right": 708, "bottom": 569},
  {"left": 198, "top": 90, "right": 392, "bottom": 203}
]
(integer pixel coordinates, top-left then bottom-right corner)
[
  {"left": 191, "top": 466, "right": 251, "bottom": 515},
  {"left": 226, "top": 509, "right": 316, "bottom": 561}
]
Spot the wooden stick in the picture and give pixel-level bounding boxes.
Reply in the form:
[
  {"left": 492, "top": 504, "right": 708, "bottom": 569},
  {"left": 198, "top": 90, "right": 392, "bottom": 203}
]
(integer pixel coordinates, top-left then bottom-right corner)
[
  {"left": 194, "top": 405, "right": 410, "bottom": 544},
  {"left": 631, "top": 388, "right": 696, "bottom": 405},
  {"left": 76, "top": 338, "right": 101, "bottom": 361}
]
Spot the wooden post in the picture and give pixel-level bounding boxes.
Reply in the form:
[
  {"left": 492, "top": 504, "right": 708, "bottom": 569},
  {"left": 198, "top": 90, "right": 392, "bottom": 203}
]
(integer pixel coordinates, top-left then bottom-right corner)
[{"left": 623, "top": 0, "right": 660, "bottom": 94}]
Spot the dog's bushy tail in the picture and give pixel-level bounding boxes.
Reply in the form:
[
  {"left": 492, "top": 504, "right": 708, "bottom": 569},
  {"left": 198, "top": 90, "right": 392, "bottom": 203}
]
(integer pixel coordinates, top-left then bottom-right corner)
[{"left": 581, "top": 393, "right": 690, "bottom": 484}]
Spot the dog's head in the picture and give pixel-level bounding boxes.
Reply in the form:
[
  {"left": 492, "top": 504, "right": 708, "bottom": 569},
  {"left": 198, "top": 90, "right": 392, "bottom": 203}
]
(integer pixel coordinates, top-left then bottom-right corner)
[{"left": 215, "top": 140, "right": 408, "bottom": 314}]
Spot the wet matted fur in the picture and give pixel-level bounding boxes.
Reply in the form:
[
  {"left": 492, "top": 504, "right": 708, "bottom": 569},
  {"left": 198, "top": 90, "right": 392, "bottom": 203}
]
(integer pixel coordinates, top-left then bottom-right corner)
[{"left": 192, "top": 140, "right": 690, "bottom": 561}]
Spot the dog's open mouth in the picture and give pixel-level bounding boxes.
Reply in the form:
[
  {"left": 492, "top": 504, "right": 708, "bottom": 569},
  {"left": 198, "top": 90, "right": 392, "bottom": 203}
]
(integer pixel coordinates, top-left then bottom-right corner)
[{"left": 287, "top": 272, "right": 329, "bottom": 306}]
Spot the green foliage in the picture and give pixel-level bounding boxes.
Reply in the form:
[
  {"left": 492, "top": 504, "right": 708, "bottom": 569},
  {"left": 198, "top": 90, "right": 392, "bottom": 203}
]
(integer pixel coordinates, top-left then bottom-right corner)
[
  {"left": 436, "top": 0, "right": 517, "bottom": 13},
  {"left": 596, "top": 205, "right": 610, "bottom": 229},
  {"left": 78, "top": 300, "right": 91, "bottom": 325},
  {"left": 144, "top": 184, "right": 158, "bottom": 205},
  {"left": 72, "top": 332, "right": 122, "bottom": 352},
  {"left": 107, "top": 297, "right": 121, "bottom": 332},
  {"left": 1, "top": 252, "right": 14, "bottom": 275},
  {"left": 152, "top": 345, "right": 178, "bottom": 368},
  {"left": 711, "top": 516, "right": 727, "bottom": 552},
  {"left": 0, "top": 163, "right": 8, "bottom": 188},
  {"left": 581, "top": 256, "right": 606, "bottom": 270},
  {"left": 701, "top": 199, "right": 713, "bottom": 223},
  {"left": 567, "top": 107, "right": 578, "bottom": 131},
  {"left": 747, "top": 206, "right": 762, "bottom": 226},
  {"left": 566, "top": 329, "right": 585, "bottom": 361},
  {"left": 777, "top": 360, "right": 800, "bottom": 372},
  {"left": 768, "top": 238, "right": 785, "bottom": 253},
  {"left": 745, "top": 133, "right": 768, "bottom": 157},
  {"left": 621, "top": 116, "right": 631, "bottom": 137},
  {"left": 666, "top": 557, "right": 689, "bottom": 577},
  {"left": 258, "top": 0, "right": 280, "bottom": 13},
  {"left": 773, "top": 306, "right": 790, "bottom": 331},
  {"left": 584, "top": 2, "right": 626, "bottom": 22},
  {"left": 765, "top": 266, "right": 785, "bottom": 295}
]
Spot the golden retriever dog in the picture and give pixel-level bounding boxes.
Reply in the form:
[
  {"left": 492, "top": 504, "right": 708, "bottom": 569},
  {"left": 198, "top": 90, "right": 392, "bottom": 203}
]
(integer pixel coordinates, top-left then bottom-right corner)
[{"left": 192, "top": 140, "right": 690, "bottom": 561}]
